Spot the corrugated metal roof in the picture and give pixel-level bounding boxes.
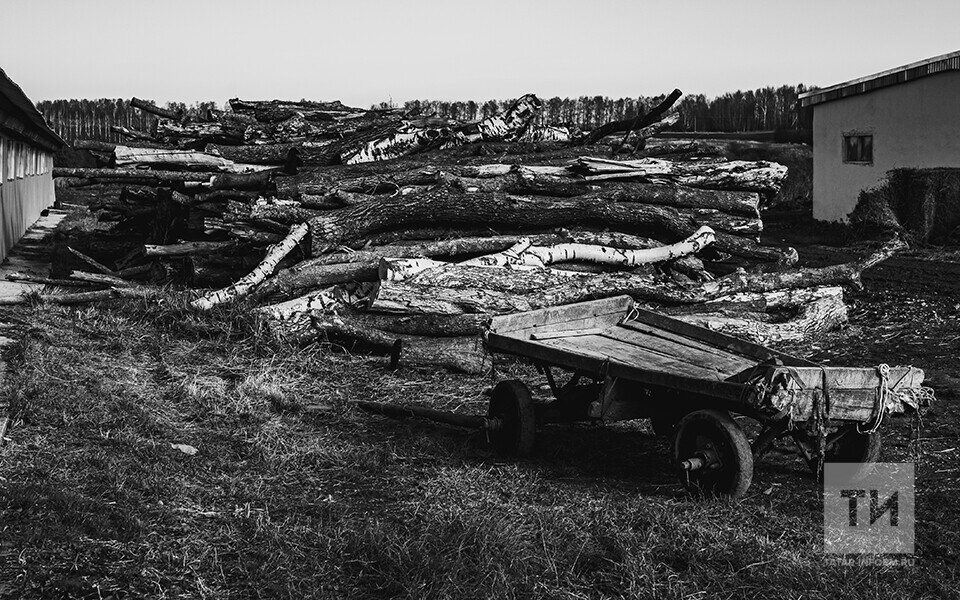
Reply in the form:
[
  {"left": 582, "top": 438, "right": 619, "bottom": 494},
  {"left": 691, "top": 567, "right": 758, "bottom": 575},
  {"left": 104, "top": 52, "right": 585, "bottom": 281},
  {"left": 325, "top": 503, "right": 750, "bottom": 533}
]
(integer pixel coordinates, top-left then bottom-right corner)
[
  {"left": 799, "top": 50, "right": 960, "bottom": 108},
  {"left": 0, "top": 66, "right": 65, "bottom": 152}
]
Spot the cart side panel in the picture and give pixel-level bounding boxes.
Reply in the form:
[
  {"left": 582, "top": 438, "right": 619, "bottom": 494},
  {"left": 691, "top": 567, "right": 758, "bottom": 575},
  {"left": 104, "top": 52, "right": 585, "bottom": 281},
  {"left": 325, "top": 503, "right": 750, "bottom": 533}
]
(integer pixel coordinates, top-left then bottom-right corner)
[{"left": 489, "top": 295, "right": 633, "bottom": 339}]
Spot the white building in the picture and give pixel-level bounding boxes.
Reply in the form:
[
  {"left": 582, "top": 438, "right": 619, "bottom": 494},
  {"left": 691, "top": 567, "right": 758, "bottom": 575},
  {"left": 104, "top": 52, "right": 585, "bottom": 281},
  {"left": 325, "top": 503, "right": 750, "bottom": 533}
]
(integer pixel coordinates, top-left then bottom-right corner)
[
  {"left": 0, "top": 66, "right": 63, "bottom": 260},
  {"left": 800, "top": 50, "right": 960, "bottom": 222}
]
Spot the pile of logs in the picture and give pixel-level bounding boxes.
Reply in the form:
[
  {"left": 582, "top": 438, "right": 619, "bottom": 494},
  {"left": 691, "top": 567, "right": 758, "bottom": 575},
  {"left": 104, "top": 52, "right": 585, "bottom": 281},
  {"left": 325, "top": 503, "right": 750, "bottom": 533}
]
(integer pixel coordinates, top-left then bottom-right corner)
[{"left": 40, "top": 90, "right": 904, "bottom": 374}]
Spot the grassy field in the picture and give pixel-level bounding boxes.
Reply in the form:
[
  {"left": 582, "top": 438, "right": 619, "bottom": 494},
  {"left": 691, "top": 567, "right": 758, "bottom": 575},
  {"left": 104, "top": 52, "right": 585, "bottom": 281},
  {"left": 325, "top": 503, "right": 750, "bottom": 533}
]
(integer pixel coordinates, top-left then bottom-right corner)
[{"left": 0, "top": 284, "right": 957, "bottom": 599}]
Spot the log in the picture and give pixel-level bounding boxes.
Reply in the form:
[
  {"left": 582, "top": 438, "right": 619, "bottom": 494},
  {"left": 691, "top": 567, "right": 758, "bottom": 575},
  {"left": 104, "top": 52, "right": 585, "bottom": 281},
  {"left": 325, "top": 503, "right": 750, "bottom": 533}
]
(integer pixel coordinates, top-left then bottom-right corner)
[
  {"left": 672, "top": 288, "right": 848, "bottom": 345},
  {"left": 111, "top": 126, "right": 157, "bottom": 142},
  {"left": 306, "top": 236, "right": 530, "bottom": 266},
  {"left": 307, "top": 190, "right": 782, "bottom": 260},
  {"left": 570, "top": 157, "right": 788, "bottom": 196},
  {"left": 253, "top": 261, "right": 378, "bottom": 300},
  {"left": 67, "top": 247, "right": 115, "bottom": 275},
  {"left": 156, "top": 119, "right": 244, "bottom": 145},
  {"left": 459, "top": 239, "right": 532, "bottom": 267},
  {"left": 631, "top": 113, "right": 680, "bottom": 147},
  {"left": 370, "top": 266, "right": 701, "bottom": 314},
  {"left": 5, "top": 273, "right": 94, "bottom": 287},
  {"left": 340, "top": 94, "right": 542, "bottom": 165},
  {"left": 205, "top": 143, "right": 301, "bottom": 167},
  {"left": 130, "top": 97, "right": 181, "bottom": 119},
  {"left": 252, "top": 236, "right": 536, "bottom": 300},
  {"left": 295, "top": 313, "right": 492, "bottom": 374},
  {"left": 580, "top": 89, "right": 683, "bottom": 145},
  {"left": 455, "top": 94, "right": 543, "bottom": 143},
  {"left": 144, "top": 241, "right": 237, "bottom": 257},
  {"left": 0, "top": 287, "right": 162, "bottom": 306},
  {"left": 113, "top": 146, "right": 273, "bottom": 174},
  {"left": 516, "top": 225, "right": 715, "bottom": 268},
  {"left": 379, "top": 258, "right": 451, "bottom": 282},
  {"left": 69, "top": 271, "right": 134, "bottom": 287},
  {"left": 228, "top": 98, "right": 361, "bottom": 122},
  {"left": 191, "top": 223, "right": 309, "bottom": 310},
  {"left": 210, "top": 169, "right": 277, "bottom": 190},
  {"left": 340, "top": 308, "right": 490, "bottom": 337},
  {"left": 369, "top": 241, "right": 902, "bottom": 315},
  {"left": 53, "top": 167, "right": 211, "bottom": 184},
  {"left": 661, "top": 286, "right": 845, "bottom": 315},
  {"left": 253, "top": 287, "right": 350, "bottom": 321},
  {"left": 700, "top": 237, "right": 907, "bottom": 298}
]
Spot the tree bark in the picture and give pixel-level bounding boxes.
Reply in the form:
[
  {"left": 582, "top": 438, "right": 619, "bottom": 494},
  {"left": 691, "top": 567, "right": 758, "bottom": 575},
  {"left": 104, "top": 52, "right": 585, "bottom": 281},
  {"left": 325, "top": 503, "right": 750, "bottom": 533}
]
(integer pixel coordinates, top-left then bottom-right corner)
[
  {"left": 699, "top": 237, "right": 907, "bottom": 298},
  {"left": 290, "top": 313, "right": 492, "bottom": 374},
  {"left": 307, "top": 190, "right": 781, "bottom": 260},
  {"left": 580, "top": 89, "right": 683, "bottom": 145},
  {"left": 144, "top": 241, "right": 238, "bottom": 257},
  {"left": 570, "top": 157, "right": 788, "bottom": 196},
  {"left": 671, "top": 289, "right": 848, "bottom": 345},
  {"left": 131, "top": 97, "right": 181, "bottom": 119},
  {"left": 252, "top": 261, "right": 378, "bottom": 301},
  {"left": 111, "top": 126, "right": 157, "bottom": 142},
  {"left": 156, "top": 119, "right": 245, "bottom": 145},
  {"left": 205, "top": 143, "right": 301, "bottom": 167},
  {"left": 369, "top": 241, "right": 903, "bottom": 315},
  {"left": 191, "top": 223, "right": 309, "bottom": 310},
  {"left": 113, "top": 146, "right": 273, "bottom": 174},
  {"left": 53, "top": 167, "right": 211, "bottom": 183}
]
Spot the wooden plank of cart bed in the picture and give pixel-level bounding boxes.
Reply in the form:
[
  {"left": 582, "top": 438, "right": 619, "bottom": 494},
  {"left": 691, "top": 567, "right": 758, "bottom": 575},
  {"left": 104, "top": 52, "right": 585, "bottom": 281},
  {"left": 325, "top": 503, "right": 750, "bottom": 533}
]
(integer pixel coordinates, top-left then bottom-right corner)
[
  {"left": 604, "top": 327, "right": 755, "bottom": 376},
  {"left": 486, "top": 332, "right": 749, "bottom": 402},
  {"left": 489, "top": 296, "right": 633, "bottom": 337},
  {"left": 618, "top": 320, "right": 764, "bottom": 366},
  {"left": 628, "top": 307, "right": 816, "bottom": 367},
  {"left": 546, "top": 335, "right": 727, "bottom": 380}
]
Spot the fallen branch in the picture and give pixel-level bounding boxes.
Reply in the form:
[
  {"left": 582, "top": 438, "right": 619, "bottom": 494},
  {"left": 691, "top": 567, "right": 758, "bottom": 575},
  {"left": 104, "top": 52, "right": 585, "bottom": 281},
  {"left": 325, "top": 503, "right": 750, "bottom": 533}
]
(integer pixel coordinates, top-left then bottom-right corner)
[{"left": 191, "top": 223, "right": 309, "bottom": 310}]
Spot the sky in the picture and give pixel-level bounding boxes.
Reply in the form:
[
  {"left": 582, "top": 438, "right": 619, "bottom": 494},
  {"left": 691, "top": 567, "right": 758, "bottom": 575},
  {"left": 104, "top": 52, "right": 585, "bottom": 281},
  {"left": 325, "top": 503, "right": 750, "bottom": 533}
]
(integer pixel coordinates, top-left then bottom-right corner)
[{"left": 2, "top": 0, "right": 959, "bottom": 107}]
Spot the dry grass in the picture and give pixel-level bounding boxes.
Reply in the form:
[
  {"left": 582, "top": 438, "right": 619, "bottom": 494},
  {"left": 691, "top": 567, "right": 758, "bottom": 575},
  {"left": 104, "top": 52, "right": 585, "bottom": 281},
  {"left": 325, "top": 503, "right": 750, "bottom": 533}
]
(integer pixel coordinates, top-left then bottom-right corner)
[{"left": 0, "top": 290, "right": 957, "bottom": 599}]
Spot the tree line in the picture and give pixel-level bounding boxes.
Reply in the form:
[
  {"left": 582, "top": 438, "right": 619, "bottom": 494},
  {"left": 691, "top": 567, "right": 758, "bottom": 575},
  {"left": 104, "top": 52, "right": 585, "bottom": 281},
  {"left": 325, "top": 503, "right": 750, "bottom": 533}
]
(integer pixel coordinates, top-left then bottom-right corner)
[
  {"left": 38, "top": 84, "right": 813, "bottom": 144},
  {"left": 35, "top": 99, "right": 219, "bottom": 144}
]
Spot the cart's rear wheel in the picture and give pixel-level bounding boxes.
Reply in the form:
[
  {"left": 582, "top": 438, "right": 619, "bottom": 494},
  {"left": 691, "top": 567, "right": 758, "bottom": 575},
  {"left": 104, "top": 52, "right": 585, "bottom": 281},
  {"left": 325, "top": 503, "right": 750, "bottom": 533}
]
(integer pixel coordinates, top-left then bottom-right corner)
[
  {"left": 826, "top": 427, "right": 882, "bottom": 463},
  {"left": 487, "top": 380, "right": 536, "bottom": 457},
  {"left": 650, "top": 411, "right": 685, "bottom": 437},
  {"left": 804, "top": 426, "right": 882, "bottom": 477},
  {"left": 650, "top": 413, "right": 678, "bottom": 436},
  {"left": 674, "top": 409, "right": 753, "bottom": 499}
]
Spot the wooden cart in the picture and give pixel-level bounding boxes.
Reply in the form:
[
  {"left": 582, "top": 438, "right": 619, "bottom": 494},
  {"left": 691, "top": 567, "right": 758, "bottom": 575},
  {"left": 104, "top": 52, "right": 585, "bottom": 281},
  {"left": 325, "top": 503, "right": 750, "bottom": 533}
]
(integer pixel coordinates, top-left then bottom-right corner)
[{"left": 360, "top": 296, "right": 930, "bottom": 498}]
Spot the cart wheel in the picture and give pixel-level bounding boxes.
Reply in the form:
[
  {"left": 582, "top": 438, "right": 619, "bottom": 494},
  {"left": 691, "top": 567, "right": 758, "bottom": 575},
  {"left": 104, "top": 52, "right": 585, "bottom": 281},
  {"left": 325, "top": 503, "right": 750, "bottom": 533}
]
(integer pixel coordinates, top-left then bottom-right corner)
[
  {"left": 674, "top": 409, "right": 753, "bottom": 499},
  {"left": 805, "top": 427, "right": 882, "bottom": 476},
  {"left": 487, "top": 380, "right": 536, "bottom": 457},
  {"left": 650, "top": 407, "right": 687, "bottom": 437}
]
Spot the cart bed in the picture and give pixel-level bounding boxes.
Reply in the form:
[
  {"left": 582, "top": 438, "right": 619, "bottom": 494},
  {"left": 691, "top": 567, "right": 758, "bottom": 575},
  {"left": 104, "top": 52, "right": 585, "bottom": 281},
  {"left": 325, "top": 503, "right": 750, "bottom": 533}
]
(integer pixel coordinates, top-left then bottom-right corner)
[{"left": 486, "top": 296, "right": 928, "bottom": 423}]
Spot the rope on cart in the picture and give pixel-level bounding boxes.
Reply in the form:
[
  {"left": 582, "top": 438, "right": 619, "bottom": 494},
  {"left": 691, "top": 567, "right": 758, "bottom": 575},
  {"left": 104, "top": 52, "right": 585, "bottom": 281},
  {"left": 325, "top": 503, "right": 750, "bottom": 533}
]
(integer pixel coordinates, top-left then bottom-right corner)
[{"left": 858, "top": 363, "right": 890, "bottom": 435}]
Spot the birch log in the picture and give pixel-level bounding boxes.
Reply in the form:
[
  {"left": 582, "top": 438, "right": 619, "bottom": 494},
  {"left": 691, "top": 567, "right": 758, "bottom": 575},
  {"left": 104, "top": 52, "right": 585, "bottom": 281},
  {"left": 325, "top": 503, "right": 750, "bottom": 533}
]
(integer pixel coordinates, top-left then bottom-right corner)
[
  {"left": 570, "top": 157, "right": 789, "bottom": 195},
  {"left": 253, "top": 286, "right": 352, "bottom": 321},
  {"left": 191, "top": 223, "right": 309, "bottom": 310},
  {"left": 113, "top": 146, "right": 272, "bottom": 174},
  {"left": 475, "top": 226, "right": 716, "bottom": 268}
]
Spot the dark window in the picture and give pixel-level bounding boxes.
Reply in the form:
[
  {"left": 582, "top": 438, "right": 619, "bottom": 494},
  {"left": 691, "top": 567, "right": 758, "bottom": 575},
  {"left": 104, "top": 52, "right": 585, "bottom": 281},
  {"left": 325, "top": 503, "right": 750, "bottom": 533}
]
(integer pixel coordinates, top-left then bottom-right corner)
[{"left": 843, "top": 134, "right": 873, "bottom": 163}]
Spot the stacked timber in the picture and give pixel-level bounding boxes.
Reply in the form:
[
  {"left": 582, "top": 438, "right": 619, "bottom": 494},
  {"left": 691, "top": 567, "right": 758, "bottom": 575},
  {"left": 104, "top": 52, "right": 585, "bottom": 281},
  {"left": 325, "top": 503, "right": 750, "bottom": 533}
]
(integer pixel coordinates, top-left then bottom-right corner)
[{"left": 39, "top": 90, "right": 903, "bottom": 374}]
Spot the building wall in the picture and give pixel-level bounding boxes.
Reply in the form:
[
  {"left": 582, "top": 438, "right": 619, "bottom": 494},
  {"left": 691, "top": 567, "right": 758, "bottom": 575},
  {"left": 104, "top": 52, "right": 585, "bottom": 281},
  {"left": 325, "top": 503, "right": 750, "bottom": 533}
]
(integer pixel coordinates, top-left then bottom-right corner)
[
  {"left": 812, "top": 71, "right": 960, "bottom": 222},
  {"left": 0, "top": 133, "right": 56, "bottom": 260}
]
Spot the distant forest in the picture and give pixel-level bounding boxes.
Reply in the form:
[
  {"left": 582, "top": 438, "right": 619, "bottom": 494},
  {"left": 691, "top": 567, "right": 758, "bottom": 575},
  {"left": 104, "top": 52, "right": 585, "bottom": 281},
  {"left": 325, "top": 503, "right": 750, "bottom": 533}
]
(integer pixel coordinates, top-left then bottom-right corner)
[{"left": 37, "top": 84, "right": 813, "bottom": 144}]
